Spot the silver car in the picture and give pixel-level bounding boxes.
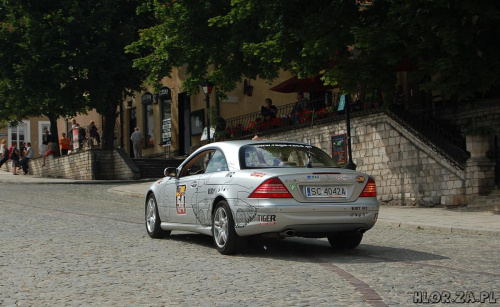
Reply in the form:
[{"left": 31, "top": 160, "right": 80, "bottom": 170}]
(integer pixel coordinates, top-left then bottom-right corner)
[{"left": 145, "top": 140, "right": 379, "bottom": 254}]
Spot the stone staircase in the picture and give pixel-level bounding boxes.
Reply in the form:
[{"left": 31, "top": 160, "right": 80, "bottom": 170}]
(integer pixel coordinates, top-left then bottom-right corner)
[
  {"left": 448, "top": 188, "right": 500, "bottom": 214},
  {"left": 132, "top": 158, "right": 183, "bottom": 179}
]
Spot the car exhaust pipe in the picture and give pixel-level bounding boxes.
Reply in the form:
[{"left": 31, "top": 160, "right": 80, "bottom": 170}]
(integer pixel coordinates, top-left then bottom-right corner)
[
  {"left": 280, "top": 229, "right": 296, "bottom": 237},
  {"left": 357, "top": 228, "right": 367, "bottom": 234}
]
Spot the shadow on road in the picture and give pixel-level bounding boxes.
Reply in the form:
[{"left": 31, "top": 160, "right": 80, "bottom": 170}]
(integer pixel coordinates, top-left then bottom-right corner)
[{"left": 158, "top": 233, "right": 449, "bottom": 264}]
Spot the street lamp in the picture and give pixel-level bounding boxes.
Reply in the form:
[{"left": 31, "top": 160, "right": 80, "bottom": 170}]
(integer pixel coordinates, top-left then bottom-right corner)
[
  {"left": 345, "top": 94, "right": 356, "bottom": 170},
  {"left": 202, "top": 79, "right": 214, "bottom": 143}
]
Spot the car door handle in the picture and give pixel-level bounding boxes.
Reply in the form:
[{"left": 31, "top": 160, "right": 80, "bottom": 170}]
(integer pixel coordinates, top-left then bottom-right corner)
[{"left": 191, "top": 182, "right": 197, "bottom": 188}]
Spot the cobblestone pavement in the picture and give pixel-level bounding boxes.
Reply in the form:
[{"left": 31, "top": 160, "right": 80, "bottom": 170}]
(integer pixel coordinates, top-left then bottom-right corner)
[{"left": 1, "top": 183, "right": 499, "bottom": 307}]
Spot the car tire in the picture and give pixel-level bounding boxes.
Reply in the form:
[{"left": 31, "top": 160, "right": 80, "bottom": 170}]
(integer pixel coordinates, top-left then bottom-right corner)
[
  {"left": 212, "top": 200, "right": 240, "bottom": 255},
  {"left": 145, "top": 194, "right": 171, "bottom": 238},
  {"left": 327, "top": 232, "right": 363, "bottom": 249}
]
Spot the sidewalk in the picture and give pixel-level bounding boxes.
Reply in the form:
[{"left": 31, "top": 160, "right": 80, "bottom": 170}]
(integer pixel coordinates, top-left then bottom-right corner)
[{"left": 1, "top": 169, "right": 499, "bottom": 237}]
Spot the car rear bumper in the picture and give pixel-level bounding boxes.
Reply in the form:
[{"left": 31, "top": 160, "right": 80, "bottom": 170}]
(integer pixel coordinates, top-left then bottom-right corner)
[{"left": 234, "top": 203, "right": 379, "bottom": 237}]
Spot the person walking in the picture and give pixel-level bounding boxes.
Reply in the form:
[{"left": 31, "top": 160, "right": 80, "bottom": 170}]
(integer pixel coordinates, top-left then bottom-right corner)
[
  {"left": 0, "top": 139, "right": 9, "bottom": 169},
  {"left": 20, "top": 142, "right": 33, "bottom": 175},
  {"left": 130, "top": 127, "right": 144, "bottom": 158},
  {"left": 59, "top": 133, "right": 70, "bottom": 155}
]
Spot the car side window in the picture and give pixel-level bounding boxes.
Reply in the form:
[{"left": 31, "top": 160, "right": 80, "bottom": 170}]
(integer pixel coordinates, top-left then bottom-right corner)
[
  {"left": 179, "top": 150, "right": 215, "bottom": 177},
  {"left": 205, "top": 150, "right": 228, "bottom": 173}
]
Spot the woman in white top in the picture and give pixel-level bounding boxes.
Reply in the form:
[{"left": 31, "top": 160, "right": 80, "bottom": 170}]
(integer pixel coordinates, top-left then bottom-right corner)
[{"left": 0, "top": 139, "right": 8, "bottom": 168}]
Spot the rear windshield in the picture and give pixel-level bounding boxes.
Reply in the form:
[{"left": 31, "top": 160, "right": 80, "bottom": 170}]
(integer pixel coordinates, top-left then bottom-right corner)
[{"left": 239, "top": 143, "right": 339, "bottom": 169}]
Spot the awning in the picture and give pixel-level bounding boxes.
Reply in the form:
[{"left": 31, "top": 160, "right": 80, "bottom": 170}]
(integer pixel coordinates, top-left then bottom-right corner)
[{"left": 269, "top": 75, "right": 337, "bottom": 93}]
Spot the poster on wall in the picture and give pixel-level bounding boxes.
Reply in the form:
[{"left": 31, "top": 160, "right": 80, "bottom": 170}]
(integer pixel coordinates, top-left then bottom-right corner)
[
  {"left": 72, "top": 128, "right": 80, "bottom": 150},
  {"left": 162, "top": 118, "right": 172, "bottom": 146},
  {"left": 331, "top": 134, "right": 347, "bottom": 167}
]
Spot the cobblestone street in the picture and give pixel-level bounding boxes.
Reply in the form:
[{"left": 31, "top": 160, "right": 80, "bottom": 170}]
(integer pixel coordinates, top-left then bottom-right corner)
[{"left": 0, "top": 183, "right": 499, "bottom": 306}]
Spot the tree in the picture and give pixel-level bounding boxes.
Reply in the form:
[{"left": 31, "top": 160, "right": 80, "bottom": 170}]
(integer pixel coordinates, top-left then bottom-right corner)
[
  {"left": 130, "top": 0, "right": 500, "bottom": 102},
  {"left": 0, "top": 0, "right": 151, "bottom": 149},
  {"left": 0, "top": 0, "right": 90, "bottom": 141},
  {"left": 128, "top": 0, "right": 360, "bottom": 94}
]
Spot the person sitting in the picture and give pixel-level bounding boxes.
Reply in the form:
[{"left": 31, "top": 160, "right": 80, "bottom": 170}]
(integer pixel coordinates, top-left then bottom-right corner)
[
  {"left": 290, "top": 91, "right": 310, "bottom": 124},
  {"left": 42, "top": 137, "right": 58, "bottom": 167},
  {"left": 260, "top": 98, "right": 278, "bottom": 120}
]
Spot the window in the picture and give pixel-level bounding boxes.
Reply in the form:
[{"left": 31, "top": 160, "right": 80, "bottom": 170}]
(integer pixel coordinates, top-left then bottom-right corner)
[
  {"left": 239, "top": 144, "right": 339, "bottom": 169},
  {"left": 205, "top": 150, "right": 228, "bottom": 173},
  {"left": 179, "top": 149, "right": 216, "bottom": 177},
  {"left": 8, "top": 122, "right": 30, "bottom": 148},
  {"left": 142, "top": 92, "right": 154, "bottom": 147}
]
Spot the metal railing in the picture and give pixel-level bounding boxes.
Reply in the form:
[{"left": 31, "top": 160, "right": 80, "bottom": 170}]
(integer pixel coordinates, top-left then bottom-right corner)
[
  {"left": 385, "top": 107, "right": 470, "bottom": 168},
  {"left": 220, "top": 93, "right": 470, "bottom": 169},
  {"left": 221, "top": 93, "right": 383, "bottom": 139}
]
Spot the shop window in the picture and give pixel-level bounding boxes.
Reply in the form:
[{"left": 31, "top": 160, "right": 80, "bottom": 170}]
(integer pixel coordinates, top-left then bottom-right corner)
[
  {"left": 159, "top": 87, "right": 172, "bottom": 146},
  {"left": 142, "top": 92, "right": 154, "bottom": 147}
]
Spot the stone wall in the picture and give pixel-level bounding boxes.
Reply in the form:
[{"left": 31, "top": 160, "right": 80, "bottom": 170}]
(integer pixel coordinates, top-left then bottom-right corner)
[
  {"left": 1, "top": 149, "right": 140, "bottom": 180},
  {"left": 263, "top": 113, "right": 468, "bottom": 206},
  {"left": 438, "top": 98, "right": 500, "bottom": 136}
]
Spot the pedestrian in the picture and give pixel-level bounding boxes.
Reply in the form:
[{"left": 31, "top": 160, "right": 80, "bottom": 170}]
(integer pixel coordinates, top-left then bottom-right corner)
[
  {"left": 0, "top": 139, "right": 9, "bottom": 169},
  {"left": 88, "top": 120, "right": 100, "bottom": 147},
  {"left": 19, "top": 142, "right": 28, "bottom": 158},
  {"left": 260, "top": 98, "right": 278, "bottom": 120},
  {"left": 42, "top": 137, "right": 58, "bottom": 167},
  {"left": 40, "top": 129, "right": 50, "bottom": 156},
  {"left": 130, "top": 127, "right": 144, "bottom": 158},
  {"left": 290, "top": 91, "right": 310, "bottom": 124},
  {"left": 59, "top": 132, "right": 70, "bottom": 155},
  {"left": 9, "top": 141, "right": 20, "bottom": 175},
  {"left": 20, "top": 142, "right": 33, "bottom": 175},
  {"left": 74, "top": 123, "right": 86, "bottom": 150},
  {"left": 393, "top": 85, "right": 405, "bottom": 109}
]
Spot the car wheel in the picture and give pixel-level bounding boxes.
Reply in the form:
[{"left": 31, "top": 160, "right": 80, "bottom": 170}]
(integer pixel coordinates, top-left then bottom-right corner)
[
  {"left": 327, "top": 232, "right": 363, "bottom": 249},
  {"left": 212, "top": 200, "right": 240, "bottom": 255},
  {"left": 145, "top": 194, "right": 171, "bottom": 238}
]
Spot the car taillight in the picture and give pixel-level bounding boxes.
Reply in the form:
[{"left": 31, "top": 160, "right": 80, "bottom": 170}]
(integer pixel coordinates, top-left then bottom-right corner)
[
  {"left": 360, "top": 177, "right": 377, "bottom": 197},
  {"left": 249, "top": 177, "right": 293, "bottom": 198}
]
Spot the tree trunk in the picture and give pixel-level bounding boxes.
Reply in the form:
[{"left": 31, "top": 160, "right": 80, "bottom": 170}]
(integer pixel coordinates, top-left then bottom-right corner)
[
  {"left": 101, "top": 111, "right": 118, "bottom": 150},
  {"left": 47, "top": 113, "right": 60, "bottom": 156}
]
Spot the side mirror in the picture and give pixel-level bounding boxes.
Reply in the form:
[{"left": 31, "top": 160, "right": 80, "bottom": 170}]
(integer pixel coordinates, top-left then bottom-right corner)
[{"left": 164, "top": 167, "right": 177, "bottom": 177}]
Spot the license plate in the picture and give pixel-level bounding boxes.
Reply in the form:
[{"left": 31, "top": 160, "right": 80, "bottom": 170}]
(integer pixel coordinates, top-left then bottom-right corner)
[{"left": 306, "top": 186, "right": 347, "bottom": 198}]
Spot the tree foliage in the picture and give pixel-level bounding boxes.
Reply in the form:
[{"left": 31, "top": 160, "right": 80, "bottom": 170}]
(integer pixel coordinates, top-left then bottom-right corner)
[
  {"left": 130, "top": 0, "right": 500, "bottom": 100},
  {"left": 0, "top": 0, "right": 151, "bottom": 149}
]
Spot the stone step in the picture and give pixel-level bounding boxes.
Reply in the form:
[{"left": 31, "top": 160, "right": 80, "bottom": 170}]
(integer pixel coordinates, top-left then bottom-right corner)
[
  {"left": 132, "top": 158, "right": 183, "bottom": 179},
  {"left": 449, "top": 204, "right": 500, "bottom": 214},
  {"left": 490, "top": 189, "right": 500, "bottom": 196}
]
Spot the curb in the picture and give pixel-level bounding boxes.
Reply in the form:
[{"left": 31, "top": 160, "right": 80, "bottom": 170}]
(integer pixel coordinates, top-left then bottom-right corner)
[
  {"left": 377, "top": 221, "right": 499, "bottom": 237},
  {"left": 0, "top": 177, "right": 155, "bottom": 185}
]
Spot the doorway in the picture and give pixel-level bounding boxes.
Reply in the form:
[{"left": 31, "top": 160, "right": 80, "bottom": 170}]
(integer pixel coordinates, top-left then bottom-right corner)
[
  {"left": 128, "top": 108, "right": 137, "bottom": 158},
  {"left": 178, "top": 92, "right": 191, "bottom": 156}
]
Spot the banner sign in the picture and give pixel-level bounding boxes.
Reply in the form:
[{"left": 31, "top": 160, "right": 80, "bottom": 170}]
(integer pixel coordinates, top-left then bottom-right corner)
[{"left": 331, "top": 134, "right": 347, "bottom": 167}]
